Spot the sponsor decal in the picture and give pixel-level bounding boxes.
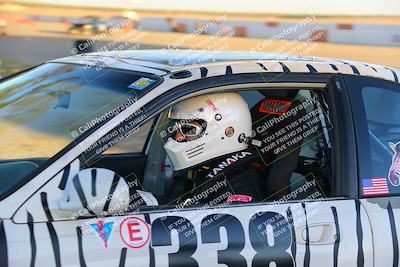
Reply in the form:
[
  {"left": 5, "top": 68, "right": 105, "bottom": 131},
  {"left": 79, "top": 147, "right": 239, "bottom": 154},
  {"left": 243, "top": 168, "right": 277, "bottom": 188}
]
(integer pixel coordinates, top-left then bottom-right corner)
[
  {"left": 206, "top": 151, "right": 252, "bottom": 179},
  {"left": 90, "top": 221, "right": 115, "bottom": 248},
  {"left": 224, "top": 126, "right": 234, "bottom": 137},
  {"left": 227, "top": 194, "right": 252, "bottom": 203},
  {"left": 259, "top": 99, "right": 292, "bottom": 116},
  {"left": 128, "top": 77, "right": 156, "bottom": 90},
  {"left": 362, "top": 178, "right": 389, "bottom": 196},
  {"left": 120, "top": 217, "right": 151, "bottom": 249},
  {"left": 389, "top": 141, "right": 400, "bottom": 186},
  {"left": 152, "top": 213, "right": 295, "bottom": 265}
]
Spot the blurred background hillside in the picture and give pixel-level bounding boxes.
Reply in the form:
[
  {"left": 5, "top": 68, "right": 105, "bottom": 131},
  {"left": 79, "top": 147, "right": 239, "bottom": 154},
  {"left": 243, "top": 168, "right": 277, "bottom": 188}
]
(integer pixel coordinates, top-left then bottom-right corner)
[{"left": 0, "top": 0, "right": 399, "bottom": 77}]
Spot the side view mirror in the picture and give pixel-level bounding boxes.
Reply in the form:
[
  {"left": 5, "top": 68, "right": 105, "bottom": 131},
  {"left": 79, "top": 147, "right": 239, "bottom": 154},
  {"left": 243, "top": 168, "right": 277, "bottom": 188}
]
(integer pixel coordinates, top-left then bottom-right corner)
[{"left": 58, "top": 168, "right": 130, "bottom": 217}]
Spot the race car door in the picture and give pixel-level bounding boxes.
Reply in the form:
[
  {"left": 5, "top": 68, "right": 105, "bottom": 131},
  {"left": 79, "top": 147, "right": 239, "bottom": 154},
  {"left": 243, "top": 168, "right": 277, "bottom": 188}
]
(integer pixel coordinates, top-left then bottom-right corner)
[
  {"left": 7, "top": 181, "right": 372, "bottom": 266},
  {"left": 141, "top": 83, "right": 373, "bottom": 266},
  {"left": 148, "top": 199, "right": 372, "bottom": 267},
  {"left": 346, "top": 75, "right": 400, "bottom": 266},
  {"left": 5, "top": 76, "right": 373, "bottom": 267},
  {"left": 8, "top": 157, "right": 155, "bottom": 267}
]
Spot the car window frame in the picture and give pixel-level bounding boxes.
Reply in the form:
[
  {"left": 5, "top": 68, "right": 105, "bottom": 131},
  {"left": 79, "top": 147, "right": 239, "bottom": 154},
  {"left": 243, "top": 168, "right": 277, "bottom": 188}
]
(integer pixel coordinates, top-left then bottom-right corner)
[
  {"left": 142, "top": 87, "right": 338, "bottom": 203},
  {"left": 327, "top": 74, "right": 359, "bottom": 198},
  {"left": 11, "top": 71, "right": 353, "bottom": 222},
  {"left": 344, "top": 74, "right": 400, "bottom": 198},
  {"left": 100, "top": 116, "right": 159, "bottom": 156}
]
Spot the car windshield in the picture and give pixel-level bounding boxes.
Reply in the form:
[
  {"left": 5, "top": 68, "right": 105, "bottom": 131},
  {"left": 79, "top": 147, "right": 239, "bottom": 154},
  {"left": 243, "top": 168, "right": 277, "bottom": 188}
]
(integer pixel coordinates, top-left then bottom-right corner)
[{"left": 0, "top": 62, "right": 156, "bottom": 194}]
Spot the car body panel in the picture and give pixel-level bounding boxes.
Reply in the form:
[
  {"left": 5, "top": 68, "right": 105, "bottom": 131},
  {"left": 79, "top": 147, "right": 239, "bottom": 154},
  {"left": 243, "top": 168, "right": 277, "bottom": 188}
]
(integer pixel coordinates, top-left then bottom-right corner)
[
  {"left": 51, "top": 50, "right": 400, "bottom": 84},
  {"left": 4, "top": 195, "right": 374, "bottom": 266},
  {"left": 1, "top": 50, "right": 400, "bottom": 266}
]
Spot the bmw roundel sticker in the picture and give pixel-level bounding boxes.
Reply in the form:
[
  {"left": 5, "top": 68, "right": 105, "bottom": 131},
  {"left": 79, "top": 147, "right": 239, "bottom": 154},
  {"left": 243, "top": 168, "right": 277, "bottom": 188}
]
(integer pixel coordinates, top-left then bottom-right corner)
[{"left": 128, "top": 77, "right": 156, "bottom": 90}]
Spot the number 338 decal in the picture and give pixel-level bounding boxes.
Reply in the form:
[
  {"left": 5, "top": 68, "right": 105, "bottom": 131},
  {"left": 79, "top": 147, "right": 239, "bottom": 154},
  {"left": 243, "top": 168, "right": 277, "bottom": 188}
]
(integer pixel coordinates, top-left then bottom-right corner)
[{"left": 151, "top": 212, "right": 295, "bottom": 267}]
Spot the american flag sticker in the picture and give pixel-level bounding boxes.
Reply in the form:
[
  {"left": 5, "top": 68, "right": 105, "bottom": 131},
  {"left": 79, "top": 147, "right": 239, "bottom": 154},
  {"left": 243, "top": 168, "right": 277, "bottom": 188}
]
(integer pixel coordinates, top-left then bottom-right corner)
[{"left": 362, "top": 178, "right": 389, "bottom": 196}]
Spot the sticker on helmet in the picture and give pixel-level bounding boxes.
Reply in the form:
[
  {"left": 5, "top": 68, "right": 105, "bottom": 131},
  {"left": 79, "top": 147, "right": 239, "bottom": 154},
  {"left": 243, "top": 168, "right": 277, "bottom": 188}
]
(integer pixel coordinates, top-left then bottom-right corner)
[
  {"left": 120, "top": 217, "right": 151, "bottom": 249},
  {"left": 259, "top": 99, "right": 292, "bottom": 115},
  {"left": 389, "top": 141, "right": 400, "bottom": 186},
  {"left": 225, "top": 127, "right": 234, "bottom": 137},
  {"left": 206, "top": 99, "right": 217, "bottom": 111},
  {"left": 90, "top": 221, "right": 115, "bottom": 248},
  {"left": 128, "top": 77, "right": 156, "bottom": 90}
]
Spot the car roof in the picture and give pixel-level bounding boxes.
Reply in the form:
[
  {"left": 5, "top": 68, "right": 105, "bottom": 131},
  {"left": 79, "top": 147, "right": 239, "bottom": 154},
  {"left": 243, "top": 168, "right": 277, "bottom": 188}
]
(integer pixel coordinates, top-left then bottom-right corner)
[{"left": 51, "top": 50, "right": 400, "bottom": 83}]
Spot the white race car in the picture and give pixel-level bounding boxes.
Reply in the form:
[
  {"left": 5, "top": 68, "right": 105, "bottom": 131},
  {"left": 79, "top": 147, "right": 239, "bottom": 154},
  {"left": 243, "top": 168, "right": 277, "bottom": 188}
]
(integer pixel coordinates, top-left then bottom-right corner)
[{"left": 0, "top": 50, "right": 400, "bottom": 266}]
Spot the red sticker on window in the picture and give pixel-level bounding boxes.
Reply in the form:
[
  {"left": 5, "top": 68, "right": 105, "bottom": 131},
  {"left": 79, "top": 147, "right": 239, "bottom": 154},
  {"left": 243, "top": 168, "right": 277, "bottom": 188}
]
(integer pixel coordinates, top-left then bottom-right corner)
[
  {"left": 227, "top": 194, "right": 252, "bottom": 203},
  {"left": 259, "top": 99, "right": 292, "bottom": 115}
]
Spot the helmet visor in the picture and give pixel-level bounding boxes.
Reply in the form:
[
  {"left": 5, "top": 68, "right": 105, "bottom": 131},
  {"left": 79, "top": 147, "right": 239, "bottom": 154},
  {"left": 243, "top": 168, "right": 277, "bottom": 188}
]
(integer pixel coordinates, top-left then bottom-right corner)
[{"left": 167, "top": 119, "right": 207, "bottom": 142}]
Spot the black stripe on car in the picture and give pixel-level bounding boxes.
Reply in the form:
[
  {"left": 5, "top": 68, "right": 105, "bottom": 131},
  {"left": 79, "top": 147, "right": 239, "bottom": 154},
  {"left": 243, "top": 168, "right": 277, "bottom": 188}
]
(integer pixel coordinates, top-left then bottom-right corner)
[
  {"left": 330, "top": 64, "right": 339, "bottom": 71},
  {"left": 40, "top": 192, "right": 53, "bottom": 221},
  {"left": 226, "top": 66, "right": 233, "bottom": 75},
  {"left": 331, "top": 206, "right": 340, "bottom": 267},
  {"left": 73, "top": 175, "right": 95, "bottom": 215},
  {"left": 286, "top": 207, "right": 296, "bottom": 260},
  {"left": 302, "top": 203, "right": 310, "bottom": 267},
  {"left": 306, "top": 64, "right": 318, "bottom": 73},
  {"left": 91, "top": 169, "right": 97, "bottom": 197},
  {"left": 47, "top": 223, "right": 61, "bottom": 266},
  {"left": 103, "top": 173, "right": 120, "bottom": 212},
  {"left": 355, "top": 200, "right": 364, "bottom": 267},
  {"left": 118, "top": 248, "right": 127, "bottom": 267},
  {"left": 58, "top": 165, "right": 70, "bottom": 190},
  {"left": 76, "top": 227, "right": 87, "bottom": 267},
  {"left": 0, "top": 220, "right": 7, "bottom": 267},
  {"left": 279, "top": 62, "right": 290, "bottom": 73},
  {"left": 41, "top": 192, "right": 61, "bottom": 267},
  {"left": 364, "top": 64, "right": 377, "bottom": 72},
  {"left": 200, "top": 67, "right": 208, "bottom": 78},
  {"left": 27, "top": 212, "right": 36, "bottom": 267},
  {"left": 257, "top": 63, "right": 268, "bottom": 71},
  {"left": 349, "top": 64, "right": 360, "bottom": 75},
  {"left": 390, "top": 69, "right": 399, "bottom": 83},
  {"left": 387, "top": 202, "right": 399, "bottom": 267}
]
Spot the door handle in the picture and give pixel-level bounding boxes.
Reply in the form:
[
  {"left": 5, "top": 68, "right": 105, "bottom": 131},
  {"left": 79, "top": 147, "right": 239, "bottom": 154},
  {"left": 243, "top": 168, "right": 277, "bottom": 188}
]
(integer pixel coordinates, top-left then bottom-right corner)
[{"left": 296, "top": 223, "right": 339, "bottom": 245}]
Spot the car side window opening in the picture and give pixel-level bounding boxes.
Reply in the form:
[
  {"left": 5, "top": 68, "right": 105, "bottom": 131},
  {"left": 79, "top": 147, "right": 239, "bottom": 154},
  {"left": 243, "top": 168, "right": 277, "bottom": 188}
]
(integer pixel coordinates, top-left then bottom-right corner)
[
  {"left": 347, "top": 76, "right": 400, "bottom": 197},
  {"left": 81, "top": 87, "right": 334, "bottom": 212}
]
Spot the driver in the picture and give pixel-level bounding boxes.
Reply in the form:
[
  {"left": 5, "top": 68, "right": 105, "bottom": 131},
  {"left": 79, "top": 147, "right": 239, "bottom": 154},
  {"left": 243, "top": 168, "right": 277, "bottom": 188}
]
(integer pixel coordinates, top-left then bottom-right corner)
[{"left": 163, "top": 93, "right": 263, "bottom": 206}]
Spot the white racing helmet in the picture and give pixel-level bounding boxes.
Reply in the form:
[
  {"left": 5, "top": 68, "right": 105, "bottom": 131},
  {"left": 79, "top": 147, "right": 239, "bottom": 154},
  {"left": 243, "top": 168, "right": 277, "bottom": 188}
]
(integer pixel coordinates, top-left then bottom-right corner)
[{"left": 163, "top": 93, "right": 252, "bottom": 170}]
